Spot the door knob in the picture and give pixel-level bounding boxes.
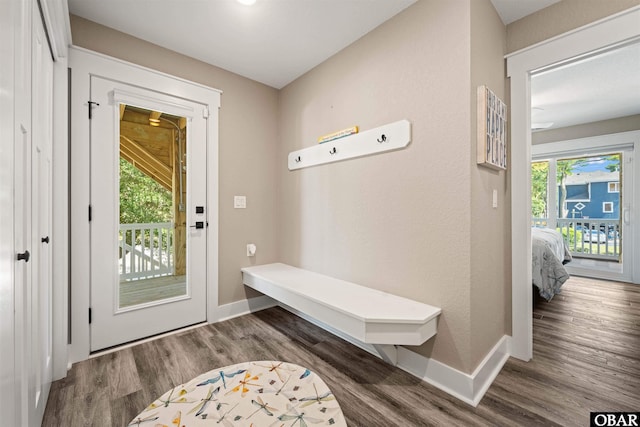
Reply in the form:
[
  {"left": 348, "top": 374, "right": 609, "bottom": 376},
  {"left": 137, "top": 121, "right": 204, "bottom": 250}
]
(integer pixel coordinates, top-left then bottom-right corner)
[
  {"left": 17, "top": 250, "right": 30, "bottom": 262},
  {"left": 42, "top": 236, "right": 50, "bottom": 244}
]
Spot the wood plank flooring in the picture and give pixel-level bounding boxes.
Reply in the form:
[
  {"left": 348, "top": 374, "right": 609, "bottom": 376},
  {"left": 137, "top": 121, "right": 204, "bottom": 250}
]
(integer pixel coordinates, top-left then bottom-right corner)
[{"left": 43, "top": 276, "right": 639, "bottom": 426}]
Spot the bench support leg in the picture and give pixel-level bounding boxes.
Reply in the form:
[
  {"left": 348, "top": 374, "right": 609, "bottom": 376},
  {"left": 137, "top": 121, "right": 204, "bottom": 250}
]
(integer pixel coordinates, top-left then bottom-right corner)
[{"left": 372, "top": 344, "right": 398, "bottom": 366}]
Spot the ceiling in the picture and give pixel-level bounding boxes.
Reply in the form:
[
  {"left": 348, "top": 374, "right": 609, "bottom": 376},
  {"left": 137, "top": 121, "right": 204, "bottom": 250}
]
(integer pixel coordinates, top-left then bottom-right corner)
[
  {"left": 68, "top": 0, "right": 640, "bottom": 130},
  {"left": 68, "top": 0, "right": 417, "bottom": 89},
  {"left": 531, "top": 42, "right": 640, "bottom": 131},
  {"left": 489, "top": 0, "right": 561, "bottom": 25}
]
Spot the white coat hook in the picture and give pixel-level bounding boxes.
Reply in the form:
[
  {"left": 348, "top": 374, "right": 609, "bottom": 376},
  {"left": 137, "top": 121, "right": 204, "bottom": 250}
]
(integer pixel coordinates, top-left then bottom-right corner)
[{"left": 287, "top": 119, "right": 410, "bottom": 170}]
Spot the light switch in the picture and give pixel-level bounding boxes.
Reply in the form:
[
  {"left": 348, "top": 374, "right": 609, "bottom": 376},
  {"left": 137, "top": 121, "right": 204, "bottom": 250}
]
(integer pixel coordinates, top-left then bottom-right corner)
[
  {"left": 492, "top": 189, "right": 498, "bottom": 208},
  {"left": 234, "top": 196, "right": 246, "bottom": 209}
]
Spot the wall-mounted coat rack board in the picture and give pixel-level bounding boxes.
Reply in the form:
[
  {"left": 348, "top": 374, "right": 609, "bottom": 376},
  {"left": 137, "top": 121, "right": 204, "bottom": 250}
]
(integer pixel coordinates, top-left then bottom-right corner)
[{"left": 288, "top": 119, "right": 411, "bottom": 171}]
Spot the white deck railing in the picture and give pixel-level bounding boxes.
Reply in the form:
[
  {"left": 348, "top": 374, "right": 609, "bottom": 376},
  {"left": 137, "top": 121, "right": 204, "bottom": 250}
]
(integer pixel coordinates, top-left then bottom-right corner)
[
  {"left": 119, "top": 222, "right": 174, "bottom": 281},
  {"left": 532, "top": 218, "right": 621, "bottom": 262}
]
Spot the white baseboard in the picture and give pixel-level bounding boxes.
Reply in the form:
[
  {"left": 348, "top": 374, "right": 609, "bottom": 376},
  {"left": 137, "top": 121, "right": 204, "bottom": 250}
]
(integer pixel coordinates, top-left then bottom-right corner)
[
  {"left": 277, "top": 303, "right": 511, "bottom": 407},
  {"left": 214, "top": 295, "right": 277, "bottom": 323},
  {"left": 398, "top": 336, "right": 511, "bottom": 406}
]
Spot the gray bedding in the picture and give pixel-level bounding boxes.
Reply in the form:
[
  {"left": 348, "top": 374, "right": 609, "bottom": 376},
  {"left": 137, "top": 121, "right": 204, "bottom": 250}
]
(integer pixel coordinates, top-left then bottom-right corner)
[{"left": 532, "top": 227, "right": 571, "bottom": 301}]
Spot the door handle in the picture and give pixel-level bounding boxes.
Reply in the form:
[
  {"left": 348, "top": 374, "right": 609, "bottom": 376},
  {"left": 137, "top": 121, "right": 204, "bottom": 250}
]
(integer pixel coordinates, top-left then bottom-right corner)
[
  {"left": 190, "top": 221, "right": 204, "bottom": 229},
  {"left": 42, "top": 236, "right": 50, "bottom": 244},
  {"left": 623, "top": 207, "right": 630, "bottom": 225},
  {"left": 17, "top": 250, "right": 30, "bottom": 262}
]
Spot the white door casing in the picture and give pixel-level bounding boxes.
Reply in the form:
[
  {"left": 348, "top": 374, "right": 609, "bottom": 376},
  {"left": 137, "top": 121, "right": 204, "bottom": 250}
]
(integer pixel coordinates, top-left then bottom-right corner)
[
  {"left": 70, "top": 47, "right": 221, "bottom": 363},
  {"left": 507, "top": 7, "right": 640, "bottom": 361},
  {"left": 90, "top": 77, "right": 208, "bottom": 351}
]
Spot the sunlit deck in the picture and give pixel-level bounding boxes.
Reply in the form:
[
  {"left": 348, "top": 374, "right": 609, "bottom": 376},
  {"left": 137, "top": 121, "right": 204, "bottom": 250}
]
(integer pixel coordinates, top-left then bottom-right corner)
[{"left": 119, "top": 275, "right": 186, "bottom": 308}]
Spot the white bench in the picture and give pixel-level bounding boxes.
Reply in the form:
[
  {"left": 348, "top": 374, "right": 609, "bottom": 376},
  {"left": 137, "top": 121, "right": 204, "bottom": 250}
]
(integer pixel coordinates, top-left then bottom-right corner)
[{"left": 241, "top": 263, "right": 441, "bottom": 365}]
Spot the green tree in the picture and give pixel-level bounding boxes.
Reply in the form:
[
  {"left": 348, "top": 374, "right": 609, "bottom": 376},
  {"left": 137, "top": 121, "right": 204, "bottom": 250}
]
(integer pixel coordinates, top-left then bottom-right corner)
[
  {"left": 604, "top": 154, "right": 621, "bottom": 172},
  {"left": 531, "top": 161, "right": 548, "bottom": 218},
  {"left": 119, "top": 158, "right": 172, "bottom": 225}
]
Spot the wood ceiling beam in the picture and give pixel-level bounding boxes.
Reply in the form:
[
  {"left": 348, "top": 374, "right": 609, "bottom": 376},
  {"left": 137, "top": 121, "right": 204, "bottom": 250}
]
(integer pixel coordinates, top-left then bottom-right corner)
[
  {"left": 120, "top": 120, "right": 173, "bottom": 144},
  {"left": 120, "top": 135, "right": 172, "bottom": 191},
  {"left": 120, "top": 121, "right": 174, "bottom": 167}
]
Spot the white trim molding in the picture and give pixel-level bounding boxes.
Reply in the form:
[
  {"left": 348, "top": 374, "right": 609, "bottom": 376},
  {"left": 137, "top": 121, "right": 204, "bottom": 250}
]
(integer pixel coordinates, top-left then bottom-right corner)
[
  {"left": 39, "top": 0, "right": 72, "bottom": 60},
  {"left": 215, "top": 296, "right": 277, "bottom": 323},
  {"left": 398, "top": 336, "right": 511, "bottom": 407}
]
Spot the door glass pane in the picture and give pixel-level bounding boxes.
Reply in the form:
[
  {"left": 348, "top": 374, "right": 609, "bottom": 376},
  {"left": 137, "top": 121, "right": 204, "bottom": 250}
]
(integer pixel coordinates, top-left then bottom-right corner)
[
  {"left": 556, "top": 153, "right": 621, "bottom": 260},
  {"left": 531, "top": 161, "right": 549, "bottom": 226},
  {"left": 118, "top": 105, "right": 187, "bottom": 308}
]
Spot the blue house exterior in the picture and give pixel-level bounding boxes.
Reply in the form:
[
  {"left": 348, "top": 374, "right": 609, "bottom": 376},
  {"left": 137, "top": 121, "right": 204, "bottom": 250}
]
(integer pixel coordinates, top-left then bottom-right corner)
[{"left": 560, "top": 171, "right": 620, "bottom": 220}]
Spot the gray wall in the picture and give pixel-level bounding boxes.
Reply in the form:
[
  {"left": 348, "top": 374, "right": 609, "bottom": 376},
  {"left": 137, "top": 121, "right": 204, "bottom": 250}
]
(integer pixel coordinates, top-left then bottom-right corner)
[
  {"left": 277, "top": 0, "right": 507, "bottom": 374},
  {"left": 507, "top": 0, "right": 640, "bottom": 53}
]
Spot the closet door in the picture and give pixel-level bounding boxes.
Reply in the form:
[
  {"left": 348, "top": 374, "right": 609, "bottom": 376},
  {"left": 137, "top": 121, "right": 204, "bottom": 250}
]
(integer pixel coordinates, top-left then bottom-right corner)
[
  {"left": 28, "top": 9, "right": 54, "bottom": 424},
  {"left": 12, "top": 0, "right": 34, "bottom": 426},
  {"left": 3, "top": 1, "right": 54, "bottom": 425}
]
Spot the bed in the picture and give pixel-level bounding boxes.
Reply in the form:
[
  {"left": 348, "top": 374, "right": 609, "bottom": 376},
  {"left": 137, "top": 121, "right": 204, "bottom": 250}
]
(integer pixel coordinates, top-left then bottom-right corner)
[{"left": 531, "top": 227, "right": 572, "bottom": 301}]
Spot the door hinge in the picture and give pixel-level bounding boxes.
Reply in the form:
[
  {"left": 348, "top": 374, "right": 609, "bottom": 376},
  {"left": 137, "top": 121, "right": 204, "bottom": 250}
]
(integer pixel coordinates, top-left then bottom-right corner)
[
  {"left": 89, "top": 307, "right": 92, "bottom": 324},
  {"left": 88, "top": 205, "right": 92, "bottom": 222},
  {"left": 202, "top": 107, "right": 209, "bottom": 119},
  {"left": 88, "top": 100, "right": 99, "bottom": 119}
]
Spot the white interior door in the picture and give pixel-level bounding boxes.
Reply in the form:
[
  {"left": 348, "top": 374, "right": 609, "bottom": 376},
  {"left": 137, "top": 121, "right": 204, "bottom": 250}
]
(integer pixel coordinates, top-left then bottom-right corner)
[
  {"left": 14, "top": 122, "right": 32, "bottom": 427},
  {"left": 28, "top": 11, "right": 54, "bottom": 423},
  {"left": 90, "top": 76, "right": 208, "bottom": 352}
]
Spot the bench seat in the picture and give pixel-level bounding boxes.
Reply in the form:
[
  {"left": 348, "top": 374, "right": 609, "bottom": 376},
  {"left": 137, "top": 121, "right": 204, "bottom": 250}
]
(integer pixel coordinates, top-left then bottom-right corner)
[{"left": 241, "top": 263, "right": 441, "bottom": 363}]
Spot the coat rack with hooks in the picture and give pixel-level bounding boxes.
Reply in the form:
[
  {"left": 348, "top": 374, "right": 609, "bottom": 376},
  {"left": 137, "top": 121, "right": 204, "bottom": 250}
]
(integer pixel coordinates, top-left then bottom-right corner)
[{"left": 287, "top": 119, "right": 411, "bottom": 171}]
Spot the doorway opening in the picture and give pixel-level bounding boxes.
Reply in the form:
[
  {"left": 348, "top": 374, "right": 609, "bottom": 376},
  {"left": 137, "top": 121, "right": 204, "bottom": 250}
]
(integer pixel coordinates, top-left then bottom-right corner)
[{"left": 507, "top": 8, "right": 640, "bottom": 361}]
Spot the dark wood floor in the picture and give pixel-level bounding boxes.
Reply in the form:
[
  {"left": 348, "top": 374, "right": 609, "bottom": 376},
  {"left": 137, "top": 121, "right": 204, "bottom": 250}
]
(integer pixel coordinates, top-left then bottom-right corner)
[{"left": 43, "top": 276, "right": 639, "bottom": 426}]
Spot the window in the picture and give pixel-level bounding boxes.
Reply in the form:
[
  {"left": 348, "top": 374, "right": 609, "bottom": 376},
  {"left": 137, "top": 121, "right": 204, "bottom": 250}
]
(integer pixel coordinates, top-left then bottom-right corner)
[
  {"left": 603, "top": 202, "right": 614, "bottom": 213},
  {"left": 531, "top": 153, "right": 621, "bottom": 220},
  {"left": 608, "top": 182, "right": 619, "bottom": 193},
  {"left": 565, "top": 183, "right": 590, "bottom": 201}
]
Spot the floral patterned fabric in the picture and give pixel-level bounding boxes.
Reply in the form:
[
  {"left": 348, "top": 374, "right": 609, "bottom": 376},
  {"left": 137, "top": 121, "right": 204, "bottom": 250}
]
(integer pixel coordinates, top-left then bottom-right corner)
[{"left": 128, "top": 361, "right": 346, "bottom": 426}]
